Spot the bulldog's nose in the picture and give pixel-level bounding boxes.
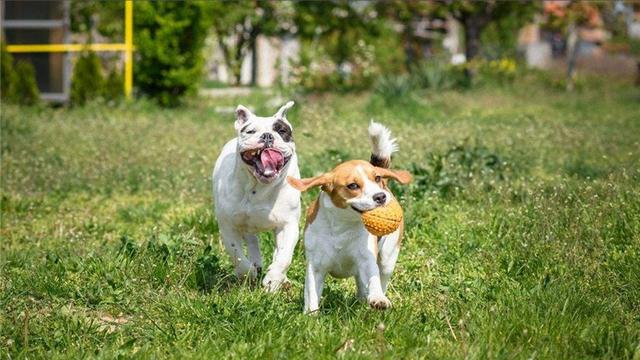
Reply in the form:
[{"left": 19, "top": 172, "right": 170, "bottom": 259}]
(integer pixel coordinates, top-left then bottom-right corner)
[
  {"left": 260, "top": 132, "right": 274, "bottom": 147},
  {"left": 373, "top": 192, "right": 386, "bottom": 205}
]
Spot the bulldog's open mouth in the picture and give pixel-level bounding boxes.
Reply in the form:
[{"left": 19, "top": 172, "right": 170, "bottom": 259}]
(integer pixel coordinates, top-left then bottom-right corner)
[{"left": 241, "top": 147, "right": 290, "bottom": 182}]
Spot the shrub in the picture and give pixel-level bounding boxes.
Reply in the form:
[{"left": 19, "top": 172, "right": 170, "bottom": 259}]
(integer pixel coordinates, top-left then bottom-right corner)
[
  {"left": 12, "top": 60, "right": 40, "bottom": 105},
  {"left": 413, "top": 59, "right": 471, "bottom": 90},
  {"left": 103, "top": 67, "right": 123, "bottom": 102},
  {"left": 71, "top": 51, "right": 104, "bottom": 106},
  {"left": 1, "top": 42, "right": 17, "bottom": 101},
  {"left": 373, "top": 75, "right": 414, "bottom": 105},
  {"left": 476, "top": 58, "right": 517, "bottom": 85},
  {"left": 398, "top": 140, "right": 509, "bottom": 198},
  {"left": 134, "top": 1, "right": 210, "bottom": 107}
]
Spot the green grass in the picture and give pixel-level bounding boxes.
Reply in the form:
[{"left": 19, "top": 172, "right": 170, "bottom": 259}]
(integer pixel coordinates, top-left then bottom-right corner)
[{"left": 1, "top": 76, "right": 640, "bottom": 359}]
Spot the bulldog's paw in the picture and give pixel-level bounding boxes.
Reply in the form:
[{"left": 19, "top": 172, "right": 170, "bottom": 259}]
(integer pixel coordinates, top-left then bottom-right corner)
[
  {"left": 262, "top": 271, "right": 289, "bottom": 292},
  {"left": 236, "top": 262, "right": 258, "bottom": 283},
  {"left": 368, "top": 295, "right": 392, "bottom": 310}
]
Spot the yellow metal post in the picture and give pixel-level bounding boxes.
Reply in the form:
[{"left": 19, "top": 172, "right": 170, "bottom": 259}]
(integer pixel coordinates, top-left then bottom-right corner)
[
  {"left": 124, "top": 0, "right": 133, "bottom": 98},
  {"left": 6, "top": 0, "right": 134, "bottom": 99}
]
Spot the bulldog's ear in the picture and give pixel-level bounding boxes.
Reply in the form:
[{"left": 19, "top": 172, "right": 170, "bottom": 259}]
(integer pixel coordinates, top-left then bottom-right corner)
[
  {"left": 275, "top": 101, "right": 294, "bottom": 119},
  {"left": 375, "top": 167, "right": 412, "bottom": 185},
  {"left": 287, "top": 174, "right": 331, "bottom": 192},
  {"left": 235, "top": 105, "right": 253, "bottom": 129}
]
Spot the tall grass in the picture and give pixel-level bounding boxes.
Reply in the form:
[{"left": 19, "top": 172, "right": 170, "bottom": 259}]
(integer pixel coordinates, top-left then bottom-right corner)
[{"left": 1, "top": 76, "right": 639, "bottom": 358}]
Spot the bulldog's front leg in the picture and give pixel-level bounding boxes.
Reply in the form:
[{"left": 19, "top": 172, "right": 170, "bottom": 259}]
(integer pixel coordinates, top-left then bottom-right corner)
[
  {"left": 263, "top": 222, "right": 299, "bottom": 292},
  {"left": 245, "top": 234, "right": 263, "bottom": 273},
  {"left": 219, "top": 223, "right": 257, "bottom": 281}
]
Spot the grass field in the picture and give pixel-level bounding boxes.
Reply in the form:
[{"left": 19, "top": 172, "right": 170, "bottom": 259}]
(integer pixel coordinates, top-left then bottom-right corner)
[{"left": 1, "top": 75, "right": 640, "bottom": 359}]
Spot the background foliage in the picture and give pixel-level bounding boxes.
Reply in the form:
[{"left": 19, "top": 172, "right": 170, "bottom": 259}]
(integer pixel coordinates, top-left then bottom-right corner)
[
  {"left": 133, "top": 1, "right": 210, "bottom": 107},
  {"left": 1, "top": 42, "right": 40, "bottom": 105},
  {"left": 70, "top": 51, "right": 104, "bottom": 106}
]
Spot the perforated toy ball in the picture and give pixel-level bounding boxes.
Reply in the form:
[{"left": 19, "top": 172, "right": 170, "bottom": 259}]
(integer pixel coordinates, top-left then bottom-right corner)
[{"left": 361, "top": 198, "right": 403, "bottom": 236}]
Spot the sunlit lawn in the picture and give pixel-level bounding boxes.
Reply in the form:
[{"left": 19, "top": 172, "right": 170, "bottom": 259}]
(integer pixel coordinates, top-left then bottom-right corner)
[{"left": 1, "top": 75, "right": 639, "bottom": 358}]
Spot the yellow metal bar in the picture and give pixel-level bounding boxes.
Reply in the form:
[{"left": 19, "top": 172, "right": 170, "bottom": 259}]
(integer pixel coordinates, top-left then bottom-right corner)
[
  {"left": 6, "top": 43, "right": 129, "bottom": 53},
  {"left": 124, "top": 0, "right": 133, "bottom": 98},
  {"left": 6, "top": 0, "right": 134, "bottom": 98}
]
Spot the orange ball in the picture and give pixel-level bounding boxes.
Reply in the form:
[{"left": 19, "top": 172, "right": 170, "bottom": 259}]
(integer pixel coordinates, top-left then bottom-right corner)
[{"left": 361, "top": 198, "right": 403, "bottom": 236}]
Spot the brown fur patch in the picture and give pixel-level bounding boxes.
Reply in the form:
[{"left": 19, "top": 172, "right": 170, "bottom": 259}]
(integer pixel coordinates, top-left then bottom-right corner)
[
  {"left": 305, "top": 197, "right": 320, "bottom": 230},
  {"left": 396, "top": 220, "right": 405, "bottom": 248},
  {"left": 325, "top": 160, "right": 373, "bottom": 208},
  {"left": 292, "top": 160, "right": 411, "bottom": 233}
]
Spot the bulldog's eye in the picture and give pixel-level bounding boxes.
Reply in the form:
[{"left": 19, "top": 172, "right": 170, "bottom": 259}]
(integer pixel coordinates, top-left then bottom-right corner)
[
  {"left": 246, "top": 129, "right": 256, "bottom": 135},
  {"left": 277, "top": 128, "right": 287, "bottom": 135},
  {"left": 375, "top": 175, "right": 382, "bottom": 183},
  {"left": 347, "top": 183, "right": 359, "bottom": 190}
]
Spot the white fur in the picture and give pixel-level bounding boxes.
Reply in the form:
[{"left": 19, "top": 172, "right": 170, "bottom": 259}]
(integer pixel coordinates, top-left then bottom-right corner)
[
  {"left": 347, "top": 165, "right": 390, "bottom": 212},
  {"left": 303, "top": 193, "right": 402, "bottom": 313},
  {"left": 369, "top": 121, "right": 398, "bottom": 159},
  {"left": 212, "top": 102, "right": 300, "bottom": 292},
  {"left": 303, "top": 123, "right": 402, "bottom": 313}
]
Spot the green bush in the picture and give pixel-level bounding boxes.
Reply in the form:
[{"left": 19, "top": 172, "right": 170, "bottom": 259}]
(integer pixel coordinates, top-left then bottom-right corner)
[
  {"left": 12, "top": 60, "right": 40, "bottom": 105},
  {"left": 2, "top": 42, "right": 40, "bottom": 105},
  {"left": 71, "top": 51, "right": 104, "bottom": 106},
  {"left": 413, "top": 60, "right": 471, "bottom": 90},
  {"left": 134, "top": 1, "right": 210, "bottom": 107},
  {"left": 103, "top": 67, "right": 123, "bottom": 102},
  {"left": 373, "top": 75, "right": 414, "bottom": 104},
  {"left": 1, "top": 42, "right": 17, "bottom": 101},
  {"left": 401, "top": 140, "right": 508, "bottom": 198},
  {"left": 476, "top": 58, "right": 518, "bottom": 85}
]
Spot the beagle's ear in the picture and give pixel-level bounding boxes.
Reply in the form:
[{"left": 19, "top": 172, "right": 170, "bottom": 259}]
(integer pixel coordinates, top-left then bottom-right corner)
[
  {"left": 287, "top": 174, "right": 331, "bottom": 192},
  {"left": 375, "top": 167, "right": 412, "bottom": 185}
]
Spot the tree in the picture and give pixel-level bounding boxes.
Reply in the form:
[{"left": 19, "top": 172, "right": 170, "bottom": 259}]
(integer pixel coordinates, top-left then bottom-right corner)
[
  {"left": 209, "top": 0, "right": 289, "bottom": 86},
  {"left": 542, "top": 1, "right": 607, "bottom": 90},
  {"left": 70, "top": 1, "right": 123, "bottom": 41},
  {"left": 433, "top": 1, "right": 539, "bottom": 61},
  {"left": 294, "top": 1, "right": 379, "bottom": 67},
  {"left": 375, "top": 0, "right": 437, "bottom": 69}
]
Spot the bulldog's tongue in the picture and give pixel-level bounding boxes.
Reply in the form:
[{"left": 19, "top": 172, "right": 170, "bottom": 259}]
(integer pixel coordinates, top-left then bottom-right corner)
[{"left": 260, "top": 148, "right": 284, "bottom": 176}]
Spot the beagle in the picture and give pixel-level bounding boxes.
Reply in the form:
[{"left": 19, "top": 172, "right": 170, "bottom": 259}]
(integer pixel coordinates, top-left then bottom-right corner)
[{"left": 288, "top": 122, "right": 411, "bottom": 313}]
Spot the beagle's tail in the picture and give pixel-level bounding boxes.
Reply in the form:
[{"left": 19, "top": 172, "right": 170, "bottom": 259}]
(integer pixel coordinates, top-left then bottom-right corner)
[{"left": 368, "top": 121, "right": 398, "bottom": 169}]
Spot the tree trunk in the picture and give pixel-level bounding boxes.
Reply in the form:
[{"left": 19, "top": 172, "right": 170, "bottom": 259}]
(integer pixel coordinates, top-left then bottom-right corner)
[
  {"left": 565, "top": 23, "right": 579, "bottom": 91},
  {"left": 249, "top": 35, "right": 258, "bottom": 86},
  {"left": 404, "top": 26, "right": 415, "bottom": 70},
  {"left": 463, "top": 17, "right": 482, "bottom": 61},
  {"left": 233, "top": 33, "right": 246, "bottom": 86},
  {"left": 216, "top": 35, "right": 235, "bottom": 85}
]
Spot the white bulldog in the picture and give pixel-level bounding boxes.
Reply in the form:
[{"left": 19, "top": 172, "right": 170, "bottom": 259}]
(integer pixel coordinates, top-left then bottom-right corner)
[{"left": 212, "top": 101, "right": 300, "bottom": 291}]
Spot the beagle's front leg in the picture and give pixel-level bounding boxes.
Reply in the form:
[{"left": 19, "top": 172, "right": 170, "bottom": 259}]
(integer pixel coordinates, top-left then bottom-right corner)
[
  {"left": 358, "top": 241, "right": 391, "bottom": 310},
  {"left": 304, "top": 261, "right": 326, "bottom": 314}
]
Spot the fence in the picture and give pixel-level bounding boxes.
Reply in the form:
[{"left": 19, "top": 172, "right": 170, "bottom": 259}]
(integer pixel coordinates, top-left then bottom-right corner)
[{"left": 3, "top": 0, "right": 133, "bottom": 100}]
